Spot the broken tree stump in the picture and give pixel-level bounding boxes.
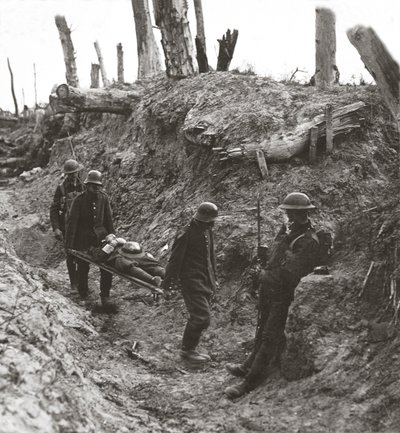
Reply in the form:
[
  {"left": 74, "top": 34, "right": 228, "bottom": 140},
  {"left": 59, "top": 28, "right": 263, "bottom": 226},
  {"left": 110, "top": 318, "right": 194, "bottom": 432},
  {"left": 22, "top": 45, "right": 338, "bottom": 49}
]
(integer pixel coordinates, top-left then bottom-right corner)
[
  {"left": 90, "top": 64, "right": 100, "bottom": 88},
  {"left": 94, "top": 40, "right": 110, "bottom": 87},
  {"left": 49, "top": 84, "right": 144, "bottom": 114},
  {"left": 315, "top": 8, "right": 337, "bottom": 89},
  {"left": 117, "top": 43, "right": 124, "bottom": 83},
  {"left": 217, "top": 29, "right": 238, "bottom": 72},
  {"left": 347, "top": 26, "right": 399, "bottom": 121}
]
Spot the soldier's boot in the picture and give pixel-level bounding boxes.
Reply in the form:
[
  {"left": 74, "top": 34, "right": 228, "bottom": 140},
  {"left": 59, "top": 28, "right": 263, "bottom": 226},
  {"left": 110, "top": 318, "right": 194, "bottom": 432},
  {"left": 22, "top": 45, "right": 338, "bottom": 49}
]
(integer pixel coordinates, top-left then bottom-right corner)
[
  {"left": 225, "top": 363, "right": 248, "bottom": 378},
  {"left": 180, "top": 349, "right": 211, "bottom": 363},
  {"left": 66, "top": 255, "right": 78, "bottom": 292},
  {"left": 224, "top": 381, "right": 251, "bottom": 399}
]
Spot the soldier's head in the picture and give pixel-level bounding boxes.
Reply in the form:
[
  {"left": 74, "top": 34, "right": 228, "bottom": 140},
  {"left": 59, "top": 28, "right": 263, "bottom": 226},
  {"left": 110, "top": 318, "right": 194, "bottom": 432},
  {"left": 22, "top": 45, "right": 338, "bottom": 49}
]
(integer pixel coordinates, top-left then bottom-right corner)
[
  {"left": 84, "top": 170, "right": 102, "bottom": 196},
  {"left": 63, "top": 159, "right": 82, "bottom": 179},
  {"left": 278, "top": 192, "right": 315, "bottom": 224},
  {"left": 194, "top": 202, "right": 218, "bottom": 227}
]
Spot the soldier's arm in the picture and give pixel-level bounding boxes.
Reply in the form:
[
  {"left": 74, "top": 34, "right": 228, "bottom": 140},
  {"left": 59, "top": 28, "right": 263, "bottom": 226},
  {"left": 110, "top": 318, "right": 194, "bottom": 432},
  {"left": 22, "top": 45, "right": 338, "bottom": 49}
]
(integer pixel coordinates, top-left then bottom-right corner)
[
  {"left": 104, "top": 197, "right": 115, "bottom": 234},
  {"left": 65, "top": 197, "right": 80, "bottom": 249},
  {"left": 49, "top": 186, "right": 62, "bottom": 231},
  {"left": 164, "top": 231, "right": 188, "bottom": 282},
  {"left": 281, "top": 235, "right": 319, "bottom": 284}
]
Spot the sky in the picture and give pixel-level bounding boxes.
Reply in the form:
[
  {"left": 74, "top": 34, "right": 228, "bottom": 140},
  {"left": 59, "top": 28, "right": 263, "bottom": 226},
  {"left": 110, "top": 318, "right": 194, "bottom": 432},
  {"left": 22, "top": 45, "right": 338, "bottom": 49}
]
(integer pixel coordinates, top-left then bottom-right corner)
[{"left": 0, "top": 0, "right": 399, "bottom": 112}]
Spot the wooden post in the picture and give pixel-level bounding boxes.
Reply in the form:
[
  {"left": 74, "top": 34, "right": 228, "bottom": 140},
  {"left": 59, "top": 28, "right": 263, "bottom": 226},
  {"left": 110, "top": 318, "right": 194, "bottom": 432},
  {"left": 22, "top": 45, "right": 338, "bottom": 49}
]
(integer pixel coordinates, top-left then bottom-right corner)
[
  {"left": 117, "top": 43, "right": 124, "bottom": 83},
  {"left": 217, "top": 29, "right": 239, "bottom": 71},
  {"left": 193, "top": 0, "right": 209, "bottom": 73},
  {"left": 256, "top": 149, "right": 269, "bottom": 179},
  {"left": 7, "top": 58, "right": 19, "bottom": 117},
  {"left": 55, "top": 15, "right": 79, "bottom": 87},
  {"left": 153, "top": 0, "right": 195, "bottom": 78},
  {"left": 325, "top": 104, "right": 333, "bottom": 154},
  {"left": 90, "top": 63, "right": 100, "bottom": 88},
  {"left": 315, "top": 8, "right": 337, "bottom": 89},
  {"left": 309, "top": 127, "right": 318, "bottom": 163},
  {"left": 94, "top": 40, "right": 110, "bottom": 87}
]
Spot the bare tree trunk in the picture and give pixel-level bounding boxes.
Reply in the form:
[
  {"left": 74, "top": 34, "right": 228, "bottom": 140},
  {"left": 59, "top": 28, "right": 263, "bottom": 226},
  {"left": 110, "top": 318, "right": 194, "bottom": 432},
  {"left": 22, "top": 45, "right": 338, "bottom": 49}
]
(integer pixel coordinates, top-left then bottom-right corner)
[
  {"left": 90, "top": 64, "right": 100, "bottom": 88},
  {"left": 131, "top": 0, "right": 162, "bottom": 78},
  {"left": 193, "top": 0, "right": 208, "bottom": 73},
  {"left": 94, "top": 41, "right": 110, "bottom": 87},
  {"left": 55, "top": 15, "right": 79, "bottom": 87},
  {"left": 33, "top": 63, "right": 38, "bottom": 107},
  {"left": 50, "top": 84, "right": 144, "bottom": 114},
  {"left": 314, "top": 8, "right": 337, "bottom": 89},
  {"left": 347, "top": 26, "right": 399, "bottom": 121},
  {"left": 7, "top": 58, "right": 19, "bottom": 117},
  {"left": 152, "top": 0, "right": 195, "bottom": 78},
  {"left": 117, "top": 43, "right": 124, "bottom": 83},
  {"left": 217, "top": 29, "right": 238, "bottom": 71}
]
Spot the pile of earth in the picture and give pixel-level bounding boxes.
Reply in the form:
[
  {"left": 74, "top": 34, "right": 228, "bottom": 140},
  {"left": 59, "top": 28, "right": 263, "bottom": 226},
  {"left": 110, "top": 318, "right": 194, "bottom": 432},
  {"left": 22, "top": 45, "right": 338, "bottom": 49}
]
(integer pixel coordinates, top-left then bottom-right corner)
[{"left": 1, "top": 72, "right": 400, "bottom": 432}]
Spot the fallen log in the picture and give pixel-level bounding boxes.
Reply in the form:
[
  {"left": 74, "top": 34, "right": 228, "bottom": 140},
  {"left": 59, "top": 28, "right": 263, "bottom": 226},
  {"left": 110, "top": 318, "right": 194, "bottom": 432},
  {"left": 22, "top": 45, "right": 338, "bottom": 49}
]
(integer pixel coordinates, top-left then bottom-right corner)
[
  {"left": 347, "top": 26, "right": 399, "bottom": 120},
  {"left": 213, "top": 101, "right": 365, "bottom": 162},
  {"left": 49, "top": 84, "right": 144, "bottom": 114}
]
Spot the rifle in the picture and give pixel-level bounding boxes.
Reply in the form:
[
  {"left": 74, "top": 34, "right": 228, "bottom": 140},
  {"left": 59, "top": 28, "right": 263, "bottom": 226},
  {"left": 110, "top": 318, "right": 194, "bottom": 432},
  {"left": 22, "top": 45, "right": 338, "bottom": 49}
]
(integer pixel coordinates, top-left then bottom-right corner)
[{"left": 256, "top": 193, "right": 268, "bottom": 266}]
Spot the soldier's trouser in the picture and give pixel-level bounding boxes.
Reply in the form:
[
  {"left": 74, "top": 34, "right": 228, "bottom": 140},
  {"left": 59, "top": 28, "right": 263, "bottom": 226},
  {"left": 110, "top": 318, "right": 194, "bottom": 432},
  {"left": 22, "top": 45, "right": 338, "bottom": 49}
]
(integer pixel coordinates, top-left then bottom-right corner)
[
  {"left": 76, "top": 258, "right": 113, "bottom": 298},
  {"left": 243, "top": 281, "right": 292, "bottom": 389},
  {"left": 66, "top": 253, "right": 77, "bottom": 288},
  {"left": 181, "top": 287, "right": 211, "bottom": 350}
]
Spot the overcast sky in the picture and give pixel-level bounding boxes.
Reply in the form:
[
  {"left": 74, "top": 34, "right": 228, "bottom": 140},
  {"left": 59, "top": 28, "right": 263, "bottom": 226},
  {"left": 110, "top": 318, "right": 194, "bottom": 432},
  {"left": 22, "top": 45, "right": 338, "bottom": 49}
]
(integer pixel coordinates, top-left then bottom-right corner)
[{"left": 0, "top": 0, "right": 399, "bottom": 112}]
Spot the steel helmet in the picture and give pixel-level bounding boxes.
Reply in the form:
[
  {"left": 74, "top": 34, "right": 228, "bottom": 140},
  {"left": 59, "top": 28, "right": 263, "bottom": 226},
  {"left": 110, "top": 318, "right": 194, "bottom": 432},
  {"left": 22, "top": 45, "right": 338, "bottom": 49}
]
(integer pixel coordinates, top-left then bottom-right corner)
[
  {"left": 279, "top": 192, "right": 316, "bottom": 210},
  {"left": 194, "top": 202, "right": 218, "bottom": 222},
  {"left": 84, "top": 170, "right": 103, "bottom": 185},
  {"left": 63, "top": 159, "right": 82, "bottom": 174},
  {"left": 120, "top": 241, "right": 144, "bottom": 258}
]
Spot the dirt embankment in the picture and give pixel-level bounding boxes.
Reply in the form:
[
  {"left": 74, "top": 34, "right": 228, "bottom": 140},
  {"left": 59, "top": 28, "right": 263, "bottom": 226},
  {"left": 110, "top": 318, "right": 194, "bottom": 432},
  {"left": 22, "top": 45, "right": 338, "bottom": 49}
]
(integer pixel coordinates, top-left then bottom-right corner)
[{"left": 1, "top": 73, "right": 400, "bottom": 432}]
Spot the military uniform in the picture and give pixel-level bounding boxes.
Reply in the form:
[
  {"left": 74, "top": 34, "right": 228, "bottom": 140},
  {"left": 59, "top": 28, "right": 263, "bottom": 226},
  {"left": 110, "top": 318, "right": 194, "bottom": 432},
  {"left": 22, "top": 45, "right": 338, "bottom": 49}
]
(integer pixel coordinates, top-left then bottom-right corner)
[
  {"left": 240, "top": 220, "right": 319, "bottom": 389},
  {"left": 164, "top": 219, "right": 217, "bottom": 352},
  {"left": 49, "top": 176, "right": 84, "bottom": 288},
  {"left": 65, "top": 190, "right": 114, "bottom": 298}
]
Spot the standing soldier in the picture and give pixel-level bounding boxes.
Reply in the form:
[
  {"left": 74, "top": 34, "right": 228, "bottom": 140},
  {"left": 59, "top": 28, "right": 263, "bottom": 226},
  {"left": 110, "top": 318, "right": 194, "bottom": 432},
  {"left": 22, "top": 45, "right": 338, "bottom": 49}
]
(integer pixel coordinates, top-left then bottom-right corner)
[
  {"left": 163, "top": 202, "right": 219, "bottom": 363},
  {"left": 224, "top": 192, "right": 320, "bottom": 399},
  {"left": 65, "top": 170, "right": 114, "bottom": 306},
  {"left": 50, "top": 159, "right": 84, "bottom": 291}
]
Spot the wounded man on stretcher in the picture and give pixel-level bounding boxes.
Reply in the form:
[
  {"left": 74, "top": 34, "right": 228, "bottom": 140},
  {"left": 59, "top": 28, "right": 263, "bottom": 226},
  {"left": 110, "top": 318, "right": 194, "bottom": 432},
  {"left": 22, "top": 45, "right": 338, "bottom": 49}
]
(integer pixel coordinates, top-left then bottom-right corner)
[{"left": 88, "top": 235, "right": 165, "bottom": 287}]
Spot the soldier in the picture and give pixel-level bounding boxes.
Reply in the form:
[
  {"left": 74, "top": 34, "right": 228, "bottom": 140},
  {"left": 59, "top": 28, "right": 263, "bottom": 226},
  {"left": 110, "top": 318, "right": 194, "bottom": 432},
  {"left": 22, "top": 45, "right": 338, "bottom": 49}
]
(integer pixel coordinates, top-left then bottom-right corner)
[
  {"left": 50, "top": 159, "right": 84, "bottom": 291},
  {"left": 65, "top": 170, "right": 114, "bottom": 306},
  {"left": 224, "top": 192, "right": 320, "bottom": 399},
  {"left": 163, "top": 202, "right": 219, "bottom": 363}
]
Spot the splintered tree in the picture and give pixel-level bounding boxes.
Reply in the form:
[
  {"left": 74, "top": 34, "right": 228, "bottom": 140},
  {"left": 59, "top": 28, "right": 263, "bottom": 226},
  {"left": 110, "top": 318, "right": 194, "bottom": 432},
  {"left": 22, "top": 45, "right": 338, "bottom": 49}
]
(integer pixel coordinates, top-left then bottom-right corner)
[
  {"left": 314, "top": 8, "right": 337, "bottom": 89},
  {"left": 90, "top": 64, "right": 100, "bottom": 88},
  {"left": 55, "top": 15, "right": 79, "bottom": 87},
  {"left": 117, "top": 43, "right": 124, "bottom": 83},
  {"left": 347, "top": 26, "right": 399, "bottom": 121},
  {"left": 193, "top": 0, "right": 209, "bottom": 73},
  {"left": 217, "top": 29, "right": 238, "bottom": 71},
  {"left": 131, "top": 0, "right": 162, "bottom": 78},
  {"left": 7, "top": 58, "right": 19, "bottom": 117},
  {"left": 94, "top": 41, "right": 110, "bottom": 87},
  {"left": 152, "top": 0, "right": 195, "bottom": 78}
]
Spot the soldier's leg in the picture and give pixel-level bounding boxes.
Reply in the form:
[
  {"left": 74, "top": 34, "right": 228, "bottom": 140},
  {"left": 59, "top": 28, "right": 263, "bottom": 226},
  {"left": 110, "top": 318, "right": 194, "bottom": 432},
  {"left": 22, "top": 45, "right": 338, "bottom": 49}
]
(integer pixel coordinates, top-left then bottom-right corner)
[
  {"left": 244, "top": 298, "right": 290, "bottom": 390},
  {"left": 76, "top": 258, "right": 89, "bottom": 298},
  {"left": 127, "top": 265, "right": 161, "bottom": 286},
  {"left": 66, "top": 253, "right": 78, "bottom": 290},
  {"left": 180, "top": 286, "right": 211, "bottom": 362}
]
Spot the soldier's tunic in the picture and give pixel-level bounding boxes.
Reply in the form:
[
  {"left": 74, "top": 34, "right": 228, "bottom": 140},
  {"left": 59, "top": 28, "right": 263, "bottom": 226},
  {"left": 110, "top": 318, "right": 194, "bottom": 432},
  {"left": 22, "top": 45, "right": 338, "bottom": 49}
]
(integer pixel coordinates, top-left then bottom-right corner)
[
  {"left": 49, "top": 176, "right": 84, "bottom": 287},
  {"left": 65, "top": 190, "right": 114, "bottom": 298},
  {"left": 164, "top": 219, "right": 217, "bottom": 350},
  {"left": 243, "top": 220, "right": 319, "bottom": 389}
]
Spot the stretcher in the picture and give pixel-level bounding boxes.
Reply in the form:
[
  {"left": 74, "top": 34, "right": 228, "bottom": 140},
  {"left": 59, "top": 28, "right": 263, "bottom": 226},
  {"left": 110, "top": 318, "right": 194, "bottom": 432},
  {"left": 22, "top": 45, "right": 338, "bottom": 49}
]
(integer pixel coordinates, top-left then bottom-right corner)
[{"left": 68, "top": 249, "right": 164, "bottom": 297}]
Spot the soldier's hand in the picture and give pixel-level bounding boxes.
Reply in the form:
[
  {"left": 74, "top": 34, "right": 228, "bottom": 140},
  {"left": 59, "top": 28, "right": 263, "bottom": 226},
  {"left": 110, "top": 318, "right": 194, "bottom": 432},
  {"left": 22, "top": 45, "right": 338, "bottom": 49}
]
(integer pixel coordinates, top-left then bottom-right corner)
[{"left": 54, "top": 228, "right": 63, "bottom": 241}]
